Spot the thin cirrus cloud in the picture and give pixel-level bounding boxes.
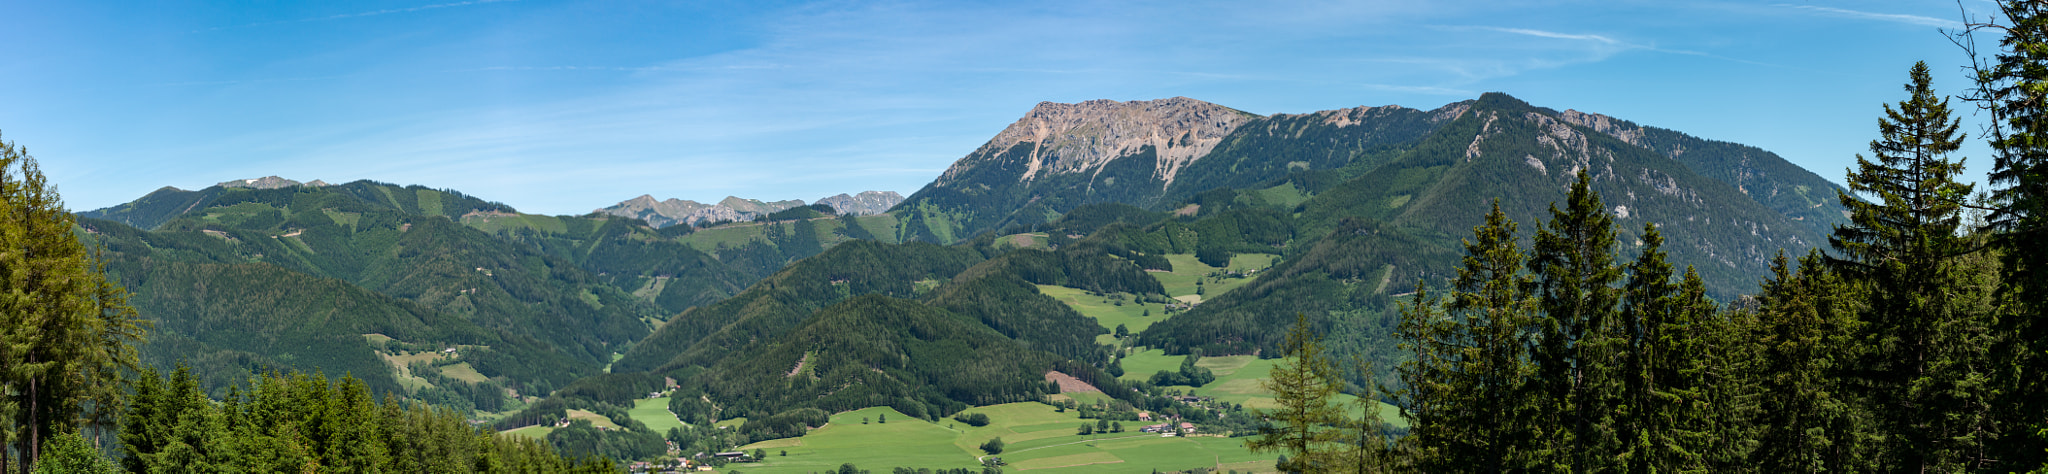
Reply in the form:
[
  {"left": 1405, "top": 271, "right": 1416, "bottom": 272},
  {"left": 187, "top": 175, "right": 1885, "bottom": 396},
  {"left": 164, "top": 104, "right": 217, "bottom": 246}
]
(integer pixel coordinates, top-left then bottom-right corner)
[
  {"left": 1777, "top": 4, "right": 1957, "bottom": 28},
  {"left": 1471, "top": 26, "right": 1627, "bottom": 46}
]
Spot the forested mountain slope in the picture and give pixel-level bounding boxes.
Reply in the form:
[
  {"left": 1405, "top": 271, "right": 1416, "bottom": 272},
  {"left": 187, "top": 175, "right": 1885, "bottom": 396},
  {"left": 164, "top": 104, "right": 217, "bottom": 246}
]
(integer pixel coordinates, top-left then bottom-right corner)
[
  {"left": 1138, "top": 93, "right": 1829, "bottom": 360},
  {"left": 79, "top": 181, "right": 666, "bottom": 399}
]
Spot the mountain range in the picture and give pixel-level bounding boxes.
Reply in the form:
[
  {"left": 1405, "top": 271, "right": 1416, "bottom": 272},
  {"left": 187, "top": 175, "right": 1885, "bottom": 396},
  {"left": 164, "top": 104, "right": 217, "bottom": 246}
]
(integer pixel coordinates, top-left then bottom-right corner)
[
  {"left": 76, "top": 92, "right": 1854, "bottom": 443},
  {"left": 595, "top": 191, "right": 904, "bottom": 228}
]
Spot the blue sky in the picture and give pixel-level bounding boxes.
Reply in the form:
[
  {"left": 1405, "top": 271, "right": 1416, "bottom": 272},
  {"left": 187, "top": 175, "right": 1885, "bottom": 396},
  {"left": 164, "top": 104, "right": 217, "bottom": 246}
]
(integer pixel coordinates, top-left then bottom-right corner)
[{"left": 0, "top": 1, "right": 2001, "bottom": 215}]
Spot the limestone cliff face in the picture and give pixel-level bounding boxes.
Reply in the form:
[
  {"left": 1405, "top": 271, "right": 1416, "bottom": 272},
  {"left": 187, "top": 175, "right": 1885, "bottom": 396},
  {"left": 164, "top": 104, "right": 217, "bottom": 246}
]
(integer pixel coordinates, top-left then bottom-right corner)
[{"left": 937, "top": 97, "right": 1257, "bottom": 189}]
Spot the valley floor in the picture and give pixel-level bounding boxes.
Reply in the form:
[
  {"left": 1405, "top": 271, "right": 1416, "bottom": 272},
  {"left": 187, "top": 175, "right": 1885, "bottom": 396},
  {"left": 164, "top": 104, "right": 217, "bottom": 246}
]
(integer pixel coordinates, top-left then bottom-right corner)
[{"left": 734, "top": 404, "right": 1279, "bottom": 473}]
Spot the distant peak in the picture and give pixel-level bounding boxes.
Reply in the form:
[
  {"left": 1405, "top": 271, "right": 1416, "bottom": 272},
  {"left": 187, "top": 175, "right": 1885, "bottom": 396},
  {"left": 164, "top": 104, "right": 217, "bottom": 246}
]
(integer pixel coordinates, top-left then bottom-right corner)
[
  {"left": 217, "top": 176, "right": 305, "bottom": 190},
  {"left": 955, "top": 96, "right": 1258, "bottom": 187}
]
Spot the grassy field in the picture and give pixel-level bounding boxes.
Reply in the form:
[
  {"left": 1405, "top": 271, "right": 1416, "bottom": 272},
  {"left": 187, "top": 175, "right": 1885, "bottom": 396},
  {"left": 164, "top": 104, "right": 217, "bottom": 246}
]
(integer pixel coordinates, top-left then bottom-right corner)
[
  {"left": 630, "top": 397, "right": 686, "bottom": 434},
  {"left": 1032, "top": 253, "right": 1278, "bottom": 338},
  {"left": 734, "top": 404, "right": 1277, "bottom": 473},
  {"left": 566, "top": 409, "right": 622, "bottom": 430},
  {"left": 1152, "top": 254, "right": 1277, "bottom": 302},
  {"left": 501, "top": 424, "right": 553, "bottom": 439},
  {"left": 996, "top": 232, "right": 1051, "bottom": 250},
  {"left": 1116, "top": 349, "right": 1407, "bottom": 429},
  {"left": 439, "top": 362, "right": 489, "bottom": 384},
  {"left": 1253, "top": 182, "right": 1312, "bottom": 208},
  {"left": 458, "top": 212, "right": 569, "bottom": 234},
  {"left": 1035, "top": 285, "right": 1163, "bottom": 335}
]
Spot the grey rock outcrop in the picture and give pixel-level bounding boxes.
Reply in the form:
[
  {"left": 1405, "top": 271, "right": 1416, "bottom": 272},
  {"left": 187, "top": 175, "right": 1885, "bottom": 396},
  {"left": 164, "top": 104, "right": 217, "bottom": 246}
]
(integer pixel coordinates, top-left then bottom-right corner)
[
  {"left": 598, "top": 193, "right": 897, "bottom": 228},
  {"left": 936, "top": 97, "right": 1256, "bottom": 189},
  {"left": 815, "top": 191, "right": 904, "bottom": 216},
  {"left": 218, "top": 176, "right": 307, "bottom": 189}
]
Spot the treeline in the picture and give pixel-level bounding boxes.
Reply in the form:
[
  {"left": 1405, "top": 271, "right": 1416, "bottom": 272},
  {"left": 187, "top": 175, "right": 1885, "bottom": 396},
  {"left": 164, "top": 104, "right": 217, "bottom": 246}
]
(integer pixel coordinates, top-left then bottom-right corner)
[{"left": 120, "top": 366, "right": 614, "bottom": 473}]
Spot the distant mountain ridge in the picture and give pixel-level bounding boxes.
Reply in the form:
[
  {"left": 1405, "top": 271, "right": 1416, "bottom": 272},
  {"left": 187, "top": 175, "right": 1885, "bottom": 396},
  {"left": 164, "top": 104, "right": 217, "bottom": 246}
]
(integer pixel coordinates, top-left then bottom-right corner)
[
  {"left": 897, "top": 93, "right": 1850, "bottom": 243},
  {"left": 596, "top": 191, "right": 903, "bottom": 228}
]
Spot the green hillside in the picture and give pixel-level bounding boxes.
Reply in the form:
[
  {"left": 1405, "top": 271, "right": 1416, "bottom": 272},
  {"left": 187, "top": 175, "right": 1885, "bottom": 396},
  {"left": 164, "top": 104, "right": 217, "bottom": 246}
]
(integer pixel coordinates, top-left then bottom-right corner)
[{"left": 78, "top": 181, "right": 663, "bottom": 402}]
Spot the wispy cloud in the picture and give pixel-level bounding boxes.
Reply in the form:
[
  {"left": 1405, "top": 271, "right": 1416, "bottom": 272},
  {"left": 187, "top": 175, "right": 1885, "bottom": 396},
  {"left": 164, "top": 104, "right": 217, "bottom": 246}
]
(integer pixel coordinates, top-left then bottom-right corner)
[
  {"left": 1777, "top": 4, "right": 1954, "bottom": 28},
  {"left": 1471, "top": 26, "right": 1625, "bottom": 46}
]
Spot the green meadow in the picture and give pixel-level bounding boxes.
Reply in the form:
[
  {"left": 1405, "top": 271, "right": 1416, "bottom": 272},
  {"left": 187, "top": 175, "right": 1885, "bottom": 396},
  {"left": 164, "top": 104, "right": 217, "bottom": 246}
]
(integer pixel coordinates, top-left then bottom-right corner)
[
  {"left": 1036, "top": 285, "right": 1163, "bottom": 335},
  {"left": 1151, "top": 254, "right": 1277, "bottom": 302},
  {"left": 734, "top": 404, "right": 1278, "bottom": 473},
  {"left": 631, "top": 396, "right": 686, "bottom": 435}
]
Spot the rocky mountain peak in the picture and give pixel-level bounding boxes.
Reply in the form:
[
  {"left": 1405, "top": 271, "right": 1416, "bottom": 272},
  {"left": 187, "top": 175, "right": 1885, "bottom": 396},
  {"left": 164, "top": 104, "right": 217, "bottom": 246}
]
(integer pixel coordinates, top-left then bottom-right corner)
[
  {"left": 940, "top": 97, "right": 1259, "bottom": 188},
  {"left": 816, "top": 190, "right": 904, "bottom": 216},
  {"left": 218, "top": 176, "right": 307, "bottom": 189},
  {"left": 717, "top": 196, "right": 805, "bottom": 215}
]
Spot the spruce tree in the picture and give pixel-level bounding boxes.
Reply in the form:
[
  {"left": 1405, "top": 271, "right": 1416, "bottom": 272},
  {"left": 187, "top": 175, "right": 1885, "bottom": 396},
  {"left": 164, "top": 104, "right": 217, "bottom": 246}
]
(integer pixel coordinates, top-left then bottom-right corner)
[
  {"left": 1749, "top": 251, "right": 1873, "bottom": 472},
  {"left": 1395, "top": 200, "right": 1539, "bottom": 472},
  {"left": 1528, "top": 170, "right": 1624, "bottom": 469},
  {"left": 1960, "top": 3, "right": 2048, "bottom": 467},
  {"left": 1619, "top": 223, "right": 1682, "bottom": 472},
  {"left": 1831, "top": 60, "right": 1989, "bottom": 471}
]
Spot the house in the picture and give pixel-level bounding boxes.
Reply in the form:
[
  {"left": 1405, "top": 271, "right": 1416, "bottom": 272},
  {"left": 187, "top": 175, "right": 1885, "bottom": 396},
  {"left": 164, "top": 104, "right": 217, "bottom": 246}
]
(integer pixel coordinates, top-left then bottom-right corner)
[
  {"left": 1180, "top": 422, "right": 1197, "bottom": 434},
  {"left": 1137, "top": 412, "right": 1152, "bottom": 421},
  {"left": 712, "top": 452, "right": 753, "bottom": 462},
  {"left": 1141, "top": 423, "right": 1171, "bottom": 433}
]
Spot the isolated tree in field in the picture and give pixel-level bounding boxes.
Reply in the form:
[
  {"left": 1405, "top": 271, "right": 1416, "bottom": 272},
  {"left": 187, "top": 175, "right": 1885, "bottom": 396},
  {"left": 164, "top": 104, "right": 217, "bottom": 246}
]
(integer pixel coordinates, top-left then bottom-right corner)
[
  {"left": 0, "top": 134, "right": 149, "bottom": 471},
  {"left": 979, "top": 437, "right": 1004, "bottom": 455},
  {"left": 1831, "top": 61, "right": 1991, "bottom": 471}
]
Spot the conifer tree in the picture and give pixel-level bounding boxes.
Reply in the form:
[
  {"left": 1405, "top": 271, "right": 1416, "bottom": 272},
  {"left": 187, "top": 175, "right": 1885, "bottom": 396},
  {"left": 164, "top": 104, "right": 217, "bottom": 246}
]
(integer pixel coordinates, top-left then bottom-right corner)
[
  {"left": 1959, "top": 3, "right": 2048, "bottom": 467},
  {"left": 1676, "top": 267, "right": 1760, "bottom": 472},
  {"left": 1250, "top": 314, "right": 1344, "bottom": 472},
  {"left": 1528, "top": 170, "right": 1624, "bottom": 469},
  {"left": 1748, "top": 251, "right": 1872, "bottom": 472},
  {"left": 1619, "top": 223, "right": 1681, "bottom": 471},
  {"left": 0, "top": 133, "right": 149, "bottom": 472},
  {"left": 1831, "top": 60, "right": 1990, "bottom": 471},
  {"left": 1395, "top": 200, "right": 1539, "bottom": 472}
]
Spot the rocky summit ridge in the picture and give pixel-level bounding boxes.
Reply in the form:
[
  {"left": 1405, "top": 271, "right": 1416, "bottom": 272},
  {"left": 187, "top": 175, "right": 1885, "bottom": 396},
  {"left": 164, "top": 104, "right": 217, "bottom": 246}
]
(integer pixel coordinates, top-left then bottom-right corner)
[
  {"left": 596, "top": 191, "right": 903, "bottom": 228},
  {"left": 940, "top": 97, "right": 1257, "bottom": 188},
  {"left": 218, "top": 176, "right": 328, "bottom": 189}
]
